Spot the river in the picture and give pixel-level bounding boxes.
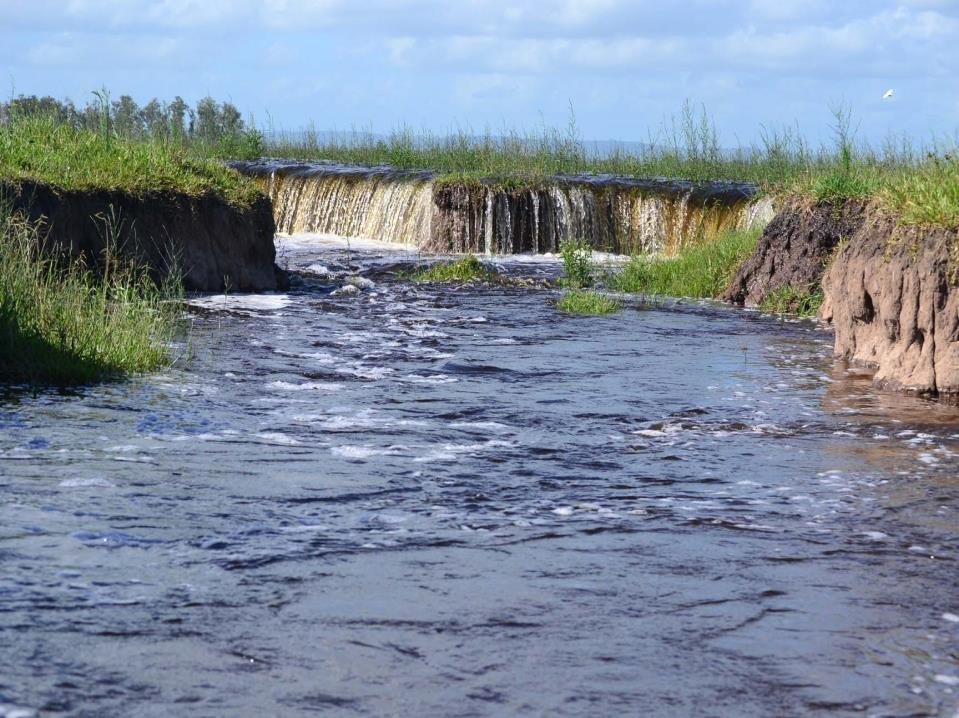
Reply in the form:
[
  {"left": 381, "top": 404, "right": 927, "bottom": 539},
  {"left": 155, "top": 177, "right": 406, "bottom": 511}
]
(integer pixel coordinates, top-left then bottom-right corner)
[{"left": 1, "top": 235, "right": 958, "bottom": 717}]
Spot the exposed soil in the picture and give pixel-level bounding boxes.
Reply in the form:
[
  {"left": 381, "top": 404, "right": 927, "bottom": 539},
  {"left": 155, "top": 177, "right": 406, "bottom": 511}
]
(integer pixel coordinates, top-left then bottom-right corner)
[
  {"left": 4, "top": 180, "right": 285, "bottom": 291},
  {"left": 726, "top": 197, "right": 959, "bottom": 396},
  {"left": 821, "top": 213, "right": 959, "bottom": 396},
  {"left": 721, "top": 197, "right": 864, "bottom": 308}
]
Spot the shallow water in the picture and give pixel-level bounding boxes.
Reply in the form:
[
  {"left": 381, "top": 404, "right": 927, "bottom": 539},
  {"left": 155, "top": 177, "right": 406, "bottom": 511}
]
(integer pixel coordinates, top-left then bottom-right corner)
[{"left": 1, "top": 237, "right": 958, "bottom": 717}]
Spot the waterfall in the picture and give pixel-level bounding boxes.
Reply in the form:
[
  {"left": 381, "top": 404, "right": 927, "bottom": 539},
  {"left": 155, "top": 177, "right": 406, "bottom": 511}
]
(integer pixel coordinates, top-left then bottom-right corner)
[{"left": 232, "top": 160, "right": 772, "bottom": 256}]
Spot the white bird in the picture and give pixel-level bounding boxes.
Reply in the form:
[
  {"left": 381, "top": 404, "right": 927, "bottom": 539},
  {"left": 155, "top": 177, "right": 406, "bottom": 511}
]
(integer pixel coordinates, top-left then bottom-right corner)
[{"left": 882, "top": 89, "right": 894, "bottom": 100}]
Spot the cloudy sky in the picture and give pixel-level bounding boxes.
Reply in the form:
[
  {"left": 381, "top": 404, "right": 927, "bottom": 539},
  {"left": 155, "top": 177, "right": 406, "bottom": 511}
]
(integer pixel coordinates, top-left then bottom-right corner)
[{"left": 2, "top": 0, "right": 957, "bottom": 146}]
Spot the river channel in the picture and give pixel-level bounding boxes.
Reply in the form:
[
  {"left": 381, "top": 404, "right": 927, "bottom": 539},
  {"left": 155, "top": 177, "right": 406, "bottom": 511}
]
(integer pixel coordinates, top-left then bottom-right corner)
[{"left": 1, "top": 235, "right": 958, "bottom": 717}]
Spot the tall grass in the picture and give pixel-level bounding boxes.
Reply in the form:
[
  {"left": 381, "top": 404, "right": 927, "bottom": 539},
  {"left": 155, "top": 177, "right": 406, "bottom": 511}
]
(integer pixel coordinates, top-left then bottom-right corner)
[
  {"left": 0, "top": 207, "right": 181, "bottom": 384},
  {"left": 0, "top": 115, "right": 260, "bottom": 206},
  {"left": 264, "top": 103, "right": 959, "bottom": 227},
  {"left": 608, "top": 227, "right": 761, "bottom": 298}
]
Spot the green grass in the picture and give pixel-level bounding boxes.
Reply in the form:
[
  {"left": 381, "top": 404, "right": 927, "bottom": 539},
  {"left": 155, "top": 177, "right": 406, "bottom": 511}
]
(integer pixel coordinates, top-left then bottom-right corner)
[
  {"left": 0, "top": 207, "right": 181, "bottom": 384},
  {"left": 0, "top": 115, "right": 260, "bottom": 206},
  {"left": 263, "top": 104, "right": 959, "bottom": 228},
  {"left": 559, "top": 239, "right": 594, "bottom": 288},
  {"left": 758, "top": 284, "right": 824, "bottom": 317},
  {"left": 608, "top": 227, "right": 761, "bottom": 298},
  {"left": 555, "top": 289, "right": 621, "bottom": 315},
  {"left": 410, "top": 255, "right": 498, "bottom": 282}
]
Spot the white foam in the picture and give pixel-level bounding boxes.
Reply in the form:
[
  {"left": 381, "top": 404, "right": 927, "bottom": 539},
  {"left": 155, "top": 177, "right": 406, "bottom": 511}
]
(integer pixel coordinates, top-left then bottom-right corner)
[
  {"left": 305, "top": 263, "right": 331, "bottom": 276},
  {"left": 933, "top": 674, "right": 959, "bottom": 686},
  {"left": 267, "top": 381, "right": 342, "bottom": 392},
  {"left": 187, "top": 293, "right": 291, "bottom": 312},
  {"left": 450, "top": 421, "right": 512, "bottom": 432},
  {"left": 552, "top": 506, "right": 574, "bottom": 517},
  {"left": 943, "top": 612, "right": 959, "bottom": 623},
  {"left": 403, "top": 374, "right": 457, "bottom": 384},
  {"left": 331, "top": 444, "right": 407, "bottom": 459},
  {"left": 345, "top": 276, "right": 375, "bottom": 291},
  {"left": 255, "top": 432, "right": 302, "bottom": 446},
  {"left": 58, "top": 477, "right": 115, "bottom": 489}
]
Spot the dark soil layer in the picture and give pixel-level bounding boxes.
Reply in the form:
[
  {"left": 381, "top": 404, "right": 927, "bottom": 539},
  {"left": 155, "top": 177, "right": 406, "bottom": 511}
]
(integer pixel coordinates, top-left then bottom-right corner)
[
  {"left": 3, "top": 180, "right": 284, "bottom": 291},
  {"left": 426, "top": 180, "right": 753, "bottom": 254},
  {"left": 721, "top": 198, "right": 863, "bottom": 308},
  {"left": 726, "top": 198, "right": 959, "bottom": 396}
]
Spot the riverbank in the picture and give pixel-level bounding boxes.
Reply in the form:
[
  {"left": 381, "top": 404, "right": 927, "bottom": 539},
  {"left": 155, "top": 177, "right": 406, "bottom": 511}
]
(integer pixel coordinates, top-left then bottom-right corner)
[{"left": 0, "top": 116, "right": 283, "bottom": 383}]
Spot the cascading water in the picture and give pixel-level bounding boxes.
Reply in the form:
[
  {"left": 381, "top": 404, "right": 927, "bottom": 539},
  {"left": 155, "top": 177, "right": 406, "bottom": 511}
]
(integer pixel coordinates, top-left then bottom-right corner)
[{"left": 232, "top": 160, "right": 775, "bottom": 255}]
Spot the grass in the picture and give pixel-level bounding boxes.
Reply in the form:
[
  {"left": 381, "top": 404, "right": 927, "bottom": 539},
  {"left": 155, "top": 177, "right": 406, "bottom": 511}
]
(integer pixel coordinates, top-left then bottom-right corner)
[
  {"left": 559, "top": 239, "right": 594, "bottom": 288},
  {"left": 0, "top": 115, "right": 260, "bottom": 206},
  {"left": 263, "top": 104, "right": 959, "bottom": 228},
  {"left": 758, "top": 284, "right": 824, "bottom": 317},
  {"left": 555, "top": 289, "right": 621, "bottom": 315},
  {"left": 410, "top": 255, "right": 498, "bottom": 282},
  {"left": 0, "top": 206, "right": 181, "bottom": 384},
  {"left": 608, "top": 227, "right": 761, "bottom": 298}
]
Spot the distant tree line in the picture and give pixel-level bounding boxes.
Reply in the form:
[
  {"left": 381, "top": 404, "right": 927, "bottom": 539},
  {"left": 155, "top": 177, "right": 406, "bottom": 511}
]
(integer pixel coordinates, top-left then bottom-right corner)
[{"left": 0, "top": 89, "right": 256, "bottom": 147}]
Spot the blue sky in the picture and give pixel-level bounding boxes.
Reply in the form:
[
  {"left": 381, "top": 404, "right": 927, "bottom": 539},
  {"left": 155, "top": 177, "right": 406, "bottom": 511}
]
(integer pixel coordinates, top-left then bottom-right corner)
[{"left": 2, "top": 0, "right": 957, "bottom": 146}]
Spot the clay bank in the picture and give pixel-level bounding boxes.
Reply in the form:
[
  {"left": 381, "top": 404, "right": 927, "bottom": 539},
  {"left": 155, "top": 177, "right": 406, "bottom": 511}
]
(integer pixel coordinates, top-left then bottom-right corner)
[{"left": 724, "top": 199, "right": 959, "bottom": 397}]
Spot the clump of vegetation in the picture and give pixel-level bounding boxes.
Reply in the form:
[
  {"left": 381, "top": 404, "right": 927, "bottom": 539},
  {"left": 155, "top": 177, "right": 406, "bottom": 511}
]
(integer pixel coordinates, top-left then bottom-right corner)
[
  {"left": 0, "top": 115, "right": 260, "bottom": 206},
  {"left": 0, "top": 207, "right": 181, "bottom": 384},
  {"left": 559, "top": 239, "right": 594, "bottom": 288},
  {"left": 609, "top": 227, "right": 760, "bottom": 298},
  {"left": 883, "top": 154, "right": 959, "bottom": 227},
  {"left": 410, "top": 254, "right": 497, "bottom": 282},
  {"left": 555, "top": 289, "right": 621, "bottom": 315},
  {"left": 758, "top": 284, "right": 824, "bottom": 317}
]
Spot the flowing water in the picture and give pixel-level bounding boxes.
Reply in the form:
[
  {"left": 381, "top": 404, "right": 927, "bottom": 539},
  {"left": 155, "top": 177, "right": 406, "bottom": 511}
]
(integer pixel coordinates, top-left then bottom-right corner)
[
  {"left": 1, "top": 236, "right": 958, "bottom": 717},
  {"left": 233, "top": 160, "right": 775, "bottom": 255}
]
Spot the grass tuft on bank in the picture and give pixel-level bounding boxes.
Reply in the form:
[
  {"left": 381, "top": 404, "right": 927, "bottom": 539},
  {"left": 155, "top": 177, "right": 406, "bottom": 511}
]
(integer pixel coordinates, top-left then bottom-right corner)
[
  {"left": 0, "top": 115, "right": 260, "bottom": 206},
  {"left": 410, "top": 255, "right": 498, "bottom": 282},
  {"left": 555, "top": 289, "right": 621, "bottom": 315},
  {"left": 608, "top": 227, "right": 761, "bottom": 298},
  {"left": 0, "top": 207, "right": 181, "bottom": 384},
  {"left": 758, "top": 284, "right": 824, "bottom": 317}
]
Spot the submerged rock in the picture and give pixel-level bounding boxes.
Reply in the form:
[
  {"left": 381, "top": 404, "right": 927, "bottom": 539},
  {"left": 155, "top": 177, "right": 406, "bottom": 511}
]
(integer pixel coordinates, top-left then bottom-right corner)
[{"left": 3, "top": 179, "right": 285, "bottom": 292}]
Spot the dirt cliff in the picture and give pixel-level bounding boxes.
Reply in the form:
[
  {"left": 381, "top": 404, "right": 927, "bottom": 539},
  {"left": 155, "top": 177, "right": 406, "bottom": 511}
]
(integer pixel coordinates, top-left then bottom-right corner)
[
  {"left": 725, "top": 198, "right": 959, "bottom": 396},
  {"left": 821, "top": 212, "right": 959, "bottom": 396},
  {"left": 4, "top": 180, "right": 284, "bottom": 291}
]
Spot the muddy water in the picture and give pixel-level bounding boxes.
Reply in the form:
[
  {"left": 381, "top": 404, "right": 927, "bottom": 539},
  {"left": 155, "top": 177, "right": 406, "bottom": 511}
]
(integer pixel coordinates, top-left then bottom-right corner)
[{"left": 1, "top": 236, "right": 958, "bottom": 717}]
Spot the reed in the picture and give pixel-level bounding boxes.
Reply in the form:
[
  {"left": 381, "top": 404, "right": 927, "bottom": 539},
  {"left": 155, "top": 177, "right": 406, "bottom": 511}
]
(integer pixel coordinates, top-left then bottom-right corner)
[
  {"left": 410, "top": 255, "right": 498, "bottom": 282},
  {"left": 264, "top": 104, "right": 959, "bottom": 228}
]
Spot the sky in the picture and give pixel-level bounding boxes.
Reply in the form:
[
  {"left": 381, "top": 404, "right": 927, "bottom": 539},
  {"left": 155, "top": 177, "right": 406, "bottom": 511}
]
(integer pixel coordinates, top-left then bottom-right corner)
[{"left": 2, "top": 0, "right": 958, "bottom": 147}]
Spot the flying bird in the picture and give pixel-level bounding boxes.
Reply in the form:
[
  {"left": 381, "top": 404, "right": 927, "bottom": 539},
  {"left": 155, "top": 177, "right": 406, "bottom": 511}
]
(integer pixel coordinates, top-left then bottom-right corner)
[{"left": 882, "top": 89, "right": 894, "bottom": 100}]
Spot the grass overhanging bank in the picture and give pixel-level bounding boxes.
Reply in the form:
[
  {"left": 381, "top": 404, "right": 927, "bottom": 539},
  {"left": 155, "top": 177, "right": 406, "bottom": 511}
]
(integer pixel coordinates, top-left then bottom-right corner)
[
  {"left": 0, "top": 115, "right": 260, "bottom": 207},
  {"left": 0, "top": 206, "right": 181, "bottom": 384},
  {"left": 0, "top": 104, "right": 276, "bottom": 384}
]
